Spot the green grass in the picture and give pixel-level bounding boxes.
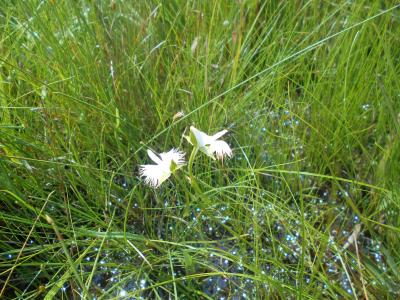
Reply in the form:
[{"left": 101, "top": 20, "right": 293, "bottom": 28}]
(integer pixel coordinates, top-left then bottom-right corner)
[{"left": 1, "top": 0, "right": 399, "bottom": 299}]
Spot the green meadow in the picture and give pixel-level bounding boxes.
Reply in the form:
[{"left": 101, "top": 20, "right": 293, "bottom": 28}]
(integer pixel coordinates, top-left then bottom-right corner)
[{"left": 1, "top": 1, "right": 399, "bottom": 299}]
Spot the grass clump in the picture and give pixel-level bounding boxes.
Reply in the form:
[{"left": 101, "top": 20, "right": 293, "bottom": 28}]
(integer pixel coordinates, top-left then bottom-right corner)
[{"left": 1, "top": 0, "right": 399, "bottom": 299}]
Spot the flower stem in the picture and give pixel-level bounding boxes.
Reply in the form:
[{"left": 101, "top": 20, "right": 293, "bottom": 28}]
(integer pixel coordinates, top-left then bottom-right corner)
[
  {"left": 188, "top": 147, "right": 203, "bottom": 196},
  {"left": 188, "top": 147, "right": 198, "bottom": 179}
]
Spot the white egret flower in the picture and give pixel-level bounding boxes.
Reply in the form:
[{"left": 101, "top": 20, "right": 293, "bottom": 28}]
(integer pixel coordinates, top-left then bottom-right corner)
[
  {"left": 139, "top": 149, "right": 185, "bottom": 187},
  {"left": 187, "top": 126, "right": 232, "bottom": 160}
]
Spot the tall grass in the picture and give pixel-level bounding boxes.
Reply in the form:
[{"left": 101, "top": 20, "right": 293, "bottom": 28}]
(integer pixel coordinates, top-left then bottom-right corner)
[{"left": 1, "top": 0, "right": 399, "bottom": 299}]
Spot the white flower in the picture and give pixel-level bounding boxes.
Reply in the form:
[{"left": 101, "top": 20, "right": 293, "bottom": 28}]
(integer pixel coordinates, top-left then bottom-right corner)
[
  {"left": 139, "top": 149, "right": 185, "bottom": 187},
  {"left": 188, "top": 126, "right": 232, "bottom": 160}
]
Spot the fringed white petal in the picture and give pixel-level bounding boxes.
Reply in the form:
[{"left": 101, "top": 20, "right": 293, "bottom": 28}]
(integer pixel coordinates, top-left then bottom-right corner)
[
  {"left": 209, "top": 140, "right": 232, "bottom": 160},
  {"left": 159, "top": 148, "right": 186, "bottom": 166},
  {"left": 139, "top": 164, "right": 170, "bottom": 188}
]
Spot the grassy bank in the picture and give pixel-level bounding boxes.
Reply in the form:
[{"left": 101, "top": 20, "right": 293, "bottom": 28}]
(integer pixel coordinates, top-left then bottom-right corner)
[{"left": 1, "top": 1, "right": 399, "bottom": 299}]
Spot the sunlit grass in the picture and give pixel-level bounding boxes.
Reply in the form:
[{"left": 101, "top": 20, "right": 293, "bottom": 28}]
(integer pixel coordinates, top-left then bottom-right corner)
[{"left": 1, "top": 0, "right": 399, "bottom": 299}]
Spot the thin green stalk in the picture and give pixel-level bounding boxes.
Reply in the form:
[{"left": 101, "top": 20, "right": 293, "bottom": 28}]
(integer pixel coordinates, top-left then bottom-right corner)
[
  {"left": 187, "top": 147, "right": 204, "bottom": 197},
  {"left": 45, "top": 215, "right": 91, "bottom": 299}
]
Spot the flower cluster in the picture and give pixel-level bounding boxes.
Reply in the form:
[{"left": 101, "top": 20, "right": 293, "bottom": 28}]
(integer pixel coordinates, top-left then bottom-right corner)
[{"left": 139, "top": 126, "right": 232, "bottom": 188}]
